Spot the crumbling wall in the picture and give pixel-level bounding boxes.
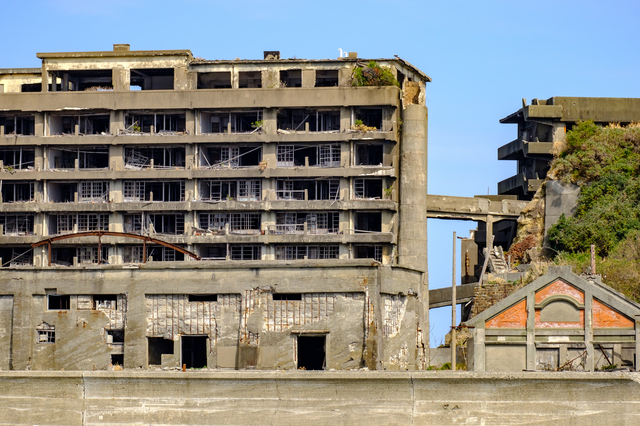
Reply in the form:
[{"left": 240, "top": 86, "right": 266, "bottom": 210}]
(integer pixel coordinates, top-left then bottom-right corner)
[{"left": 470, "top": 282, "right": 521, "bottom": 319}]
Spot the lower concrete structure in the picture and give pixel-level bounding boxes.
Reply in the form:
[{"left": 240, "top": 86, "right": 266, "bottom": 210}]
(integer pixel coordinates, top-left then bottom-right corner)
[{"left": 2, "top": 370, "right": 640, "bottom": 425}]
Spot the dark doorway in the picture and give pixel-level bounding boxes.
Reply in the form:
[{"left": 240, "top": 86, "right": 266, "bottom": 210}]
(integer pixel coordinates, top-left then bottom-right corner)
[
  {"left": 111, "top": 354, "right": 124, "bottom": 366},
  {"left": 297, "top": 335, "right": 326, "bottom": 370},
  {"left": 148, "top": 337, "right": 174, "bottom": 365},
  {"left": 182, "top": 336, "right": 208, "bottom": 369}
]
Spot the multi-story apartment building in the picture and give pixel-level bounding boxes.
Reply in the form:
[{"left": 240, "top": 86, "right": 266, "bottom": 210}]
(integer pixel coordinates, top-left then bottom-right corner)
[{"left": 0, "top": 45, "right": 430, "bottom": 371}]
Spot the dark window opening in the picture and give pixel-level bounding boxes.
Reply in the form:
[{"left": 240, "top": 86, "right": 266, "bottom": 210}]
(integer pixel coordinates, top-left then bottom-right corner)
[
  {"left": 298, "top": 335, "right": 326, "bottom": 370},
  {"left": 0, "top": 147, "right": 35, "bottom": 170},
  {"left": 356, "top": 144, "right": 384, "bottom": 166},
  {"left": 123, "top": 113, "right": 186, "bottom": 134},
  {"left": 189, "top": 294, "right": 218, "bottom": 302},
  {"left": 147, "top": 213, "right": 185, "bottom": 235},
  {"left": 197, "top": 72, "right": 231, "bottom": 89},
  {"left": 111, "top": 354, "right": 124, "bottom": 366},
  {"left": 200, "top": 145, "right": 262, "bottom": 168},
  {"left": 107, "top": 329, "right": 124, "bottom": 344},
  {"left": 47, "top": 182, "right": 76, "bottom": 203},
  {"left": 49, "top": 115, "right": 110, "bottom": 135},
  {"left": 276, "top": 179, "right": 339, "bottom": 201},
  {"left": 272, "top": 293, "right": 302, "bottom": 301},
  {"left": 276, "top": 144, "right": 340, "bottom": 167},
  {"left": 0, "top": 247, "right": 33, "bottom": 267},
  {"left": 199, "top": 180, "right": 262, "bottom": 202},
  {"left": 49, "top": 146, "right": 109, "bottom": 169},
  {"left": 51, "top": 247, "right": 75, "bottom": 266},
  {"left": 355, "top": 212, "right": 382, "bottom": 232},
  {"left": 0, "top": 214, "right": 34, "bottom": 235},
  {"left": 274, "top": 212, "right": 339, "bottom": 234},
  {"left": 182, "top": 336, "right": 208, "bottom": 369},
  {"left": 21, "top": 83, "right": 41, "bottom": 92},
  {"left": 50, "top": 213, "right": 109, "bottom": 234},
  {"left": 200, "top": 111, "right": 262, "bottom": 134},
  {"left": 275, "top": 245, "right": 339, "bottom": 260},
  {"left": 354, "top": 245, "right": 383, "bottom": 262},
  {"left": 124, "top": 146, "right": 186, "bottom": 169},
  {"left": 277, "top": 109, "right": 340, "bottom": 132},
  {"left": 230, "top": 245, "right": 261, "bottom": 260},
  {"left": 146, "top": 245, "right": 185, "bottom": 262},
  {"left": 123, "top": 181, "right": 185, "bottom": 202},
  {"left": 1, "top": 181, "right": 34, "bottom": 203},
  {"left": 354, "top": 179, "right": 383, "bottom": 199},
  {"left": 355, "top": 108, "right": 383, "bottom": 130},
  {"left": 148, "top": 337, "right": 174, "bottom": 365},
  {"left": 130, "top": 68, "right": 174, "bottom": 90},
  {"left": 280, "top": 69, "right": 302, "bottom": 87},
  {"left": 48, "top": 295, "right": 70, "bottom": 310},
  {"left": 199, "top": 212, "right": 261, "bottom": 235},
  {"left": 1, "top": 116, "right": 35, "bottom": 135},
  {"left": 95, "top": 295, "right": 118, "bottom": 310},
  {"left": 203, "top": 245, "right": 227, "bottom": 260},
  {"left": 239, "top": 71, "right": 262, "bottom": 88},
  {"left": 52, "top": 69, "right": 112, "bottom": 91},
  {"left": 397, "top": 71, "right": 405, "bottom": 88},
  {"left": 315, "top": 70, "right": 338, "bottom": 87}
]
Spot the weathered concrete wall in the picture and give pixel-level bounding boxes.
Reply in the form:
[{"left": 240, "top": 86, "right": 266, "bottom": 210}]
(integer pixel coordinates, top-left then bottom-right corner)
[
  {"left": 1, "top": 371, "right": 640, "bottom": 425},
  {"left": 545, "top": 179, "right": 580, "bottom": 233}
]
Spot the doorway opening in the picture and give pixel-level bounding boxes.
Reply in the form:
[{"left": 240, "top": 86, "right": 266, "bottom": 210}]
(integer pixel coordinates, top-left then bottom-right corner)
[
  {"left": 297, "top": 335, "right": 326, "bottom": 370},
  {"left": 148, "top": 337, "right": 174, "bottom": 366},
  {"left": 182, "top": 336, "right": 208, "bottom": 369}
]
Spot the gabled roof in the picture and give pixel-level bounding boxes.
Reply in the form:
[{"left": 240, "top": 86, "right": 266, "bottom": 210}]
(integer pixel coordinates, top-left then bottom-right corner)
[{"left": 463, "top": 266, "right": 640, "bottom": 327}]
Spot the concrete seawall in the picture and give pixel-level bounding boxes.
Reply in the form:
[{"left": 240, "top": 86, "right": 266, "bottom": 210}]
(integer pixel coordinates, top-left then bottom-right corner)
[{"left": 2, "top": 371, "right": 640, "bottom": 425}]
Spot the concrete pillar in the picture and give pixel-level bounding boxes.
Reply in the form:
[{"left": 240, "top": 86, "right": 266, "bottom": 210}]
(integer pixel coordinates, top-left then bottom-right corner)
[
  {"left": 302, "top": 69, "right": 315, "bottom": 88},
  {"left": 124, "top": 293, "right": 147, "bottom": 369},
  {"left": 338, "top": 68, "right": 352, "bottom": 86},
  {"left": 262, "top": 143, "right": 277, "bottom": 169},
  {"left": 340, "top": 107, "right": 351, "bottom": 132},
  {"left": 262, "top": 70, "right": 280, "bottom": 88},
  {"left": 112, "top": 67, "right": 129, "bottom": 91},
  {"left": 185, "top": 110, "right": 196, "bottom": 135},
  {"left": 34, "top": 113, "right": 45, "bottom": 137},
  {"left": 472, "top": 327, "right": 485, "bottom": 371},
  {"left": 526, "top": 292, "right": 535, "bottom": 370},
  {"left": 174, "top": 66, "right": 190, "bottom": 90},
  {"left": 263, "top": 108, "right": 277, "bottom": 135},
  {"left": 486, "top": 215, "right": 494, "bottom": 249},
  {"left": 110, "top": 145, "right": 124, "bottom": 171},
  {"left": 585, "top": 290, "right": 594, "bottom": 371},
  {"left": 41, "top": 64, "right": 49, "bottom": 92},
  {"left": 11, "top": 293, "right": 33, "bottom": 369},
  {"left": 110, "top": 110, "right": 124, "bottom": 135}
]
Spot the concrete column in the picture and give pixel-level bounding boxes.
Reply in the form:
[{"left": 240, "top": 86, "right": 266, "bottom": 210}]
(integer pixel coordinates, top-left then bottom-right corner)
[
  {"left": 124, "top": 293, "right": 147, "bottom": 369},
  {"left": 486, "top": 215, "right": 494, "bottom": 249},
  {"left": 112, "top": 67, "right": 129, "bottom": 91},
  {"left": 263, "top": 108, "right": 277, "bottom": 135},
  {"left": 41, "top": 64, "right": 49, "bottom": 92},
  {"left": 302, "top": 69, "right": 315, "bottom": 88},
  {"left": 262, "top": 70, "right": 280, "bottom": 88},
  {"left": 585, "top": 289, "right": 594, "bottom": 371},
  {"left": 110, "top": 145, "right": 124, "bottom": 171},
  {"left": 185, "top": 110, "right": 196, "bottom": 135},
  {"left": 34, "top": 113, "right": 45, "bottom": 137},
  {"left": 185, "top": 144, "right": 195, "bottom": 170},
  {"left": 11, "top": 293, "right": 33, "bottom": 369},
  {"left": 473, "top": 327, "right": 485, "bottom": 371},
  {"left": 338, "top": 68, "right": 352, "bottom": 86},
  {"left": 262, "top": 143, "right": 277, "bottom": 169},
  {"left": 340, "top": 107, "right": 351, "bottom": 132},
  {"left": 110, "top": 110, "right": 124, "bottom": 134},
  {"left": 526, "top": 292, "right": 535, "bottom": 370},
  {"left": 174, "top": 66, "right": 190, "bottom": 90}
]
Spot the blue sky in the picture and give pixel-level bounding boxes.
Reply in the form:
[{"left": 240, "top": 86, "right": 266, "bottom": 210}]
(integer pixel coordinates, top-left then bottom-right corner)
[{"left": 3, "top": 0, "right": 640, "bottom": 345}]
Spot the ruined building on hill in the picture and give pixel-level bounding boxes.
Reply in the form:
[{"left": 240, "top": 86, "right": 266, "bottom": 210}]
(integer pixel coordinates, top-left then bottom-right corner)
[{"left": 0, "top": 45, "right": 430, "bottom": 371}]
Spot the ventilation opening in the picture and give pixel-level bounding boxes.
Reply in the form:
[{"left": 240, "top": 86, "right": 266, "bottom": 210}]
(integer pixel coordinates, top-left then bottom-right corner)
[
  {"left": 48, "top": 295, "right": 70, "bottom": 310},
  {"left": 111, "top": 354, "right": 124, "bottom": 366},
  {"left": 272, "top": 293, "right": 302, "bottom": 301},
  {"left": 182, "top": 336, "right": 208, "bottom": 369},
  {"left": 297, "top": 335, "right": 326, "bottom": 370},
  {"left": 148, "top": 337, "right": 174, "bottom": 365},
  {"left": 189, "top": 294, "right": 218, "bottom": 302},
  {"left": 106, "top": 329, "right": 124, "bottom": 344}
]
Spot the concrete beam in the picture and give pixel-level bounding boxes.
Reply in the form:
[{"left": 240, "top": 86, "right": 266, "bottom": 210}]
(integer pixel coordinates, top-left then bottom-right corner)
[
  {"left": 426, "top": 194, "right": 527, "bottom": 222},
  {"left": 428, "top": 284, "right": 476, "bottom": 309}
]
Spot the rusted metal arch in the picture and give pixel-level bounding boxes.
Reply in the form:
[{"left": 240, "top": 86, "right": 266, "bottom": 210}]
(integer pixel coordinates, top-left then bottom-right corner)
[{"left": 31, "top": 231, "right": 201, "bottom": 266}]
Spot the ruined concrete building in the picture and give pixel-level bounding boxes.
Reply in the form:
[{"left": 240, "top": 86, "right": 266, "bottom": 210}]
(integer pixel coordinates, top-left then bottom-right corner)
[{"left": 0, "top": 45, "right": 431, "bottom": 371}]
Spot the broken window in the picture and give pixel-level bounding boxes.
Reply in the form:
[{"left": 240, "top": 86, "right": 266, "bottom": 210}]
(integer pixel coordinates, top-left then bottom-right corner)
[
  {"left": 199, "top": 111, "right": 262, "bottom": 134},
  {"left": 277, "top": 109, "right": 340, "bottom": 132},
  {"left": 130, "top": 68, "right": 174, "bottom": 90},
  {"left": 47, "top": 182, "right": 77, "bottom": 203},
  {"left": 198, "top": 213, "right": 261, "bottom": 235},
  {"left": 51, "top": 247, "right": 75, "bottom": 266},
  {"left": 355, "top": 144, "right": 384, "bottom": 166},
  {"left": 123, "top": 181, "right": 185, "bottom": 202},
  {"left": 230, "top": 245, "right": 261, "bottom": 260},
  {"left": 0, "top": 214, "right": 34, "bottom": 235},
  {"left": 0, "top": 147, "right": 35, "bottom": 170},
  {"left": 239, "top": 71, "right": 262, "bottom": 88},
  {"left": 280, "top": 69, "right": 302, "bottom": 87},
  {"left": 124, "top": 146, "right": 185, "bottom": 169},
  {"left": 276, "top": 179, "right": 339, "bottom": 201},
  {"left": 123, "top": 214, "right": 145, "bottom": 234},
  {"left": 0, "top": 247, "right": 33, "bottom": 267},
  {"left": 123, "top": 113, "right": 154, "bottom": 133},
  {"left": 50, "top": 213, "right": 109, "bottom": 234},
  {"left": 1, "top": 115, "right": 35, "bottom": 135},
  {"left": 48, "top": 114, "right": 110, "bottom": 135},
  {"left": 77, "top": 247, "right": 108, "bottom": 265},
  {"left": 273, "top": 212, "right": 339, "bottom": 234},
  {"left": 148, "top": 337, "right": 174, "bottom": 365},
  {"left": 276, "top": 144, "right": 340, "bottom": 167},
  {"left": 122, "top": 113, "right": 186, "bottom": 134},
  {"left": 123, "top": 246, "right": 144, "bottom": 263},
  {"left": 147, "top": 213, "right": 185, "bottom": 235},
  {"left": 36, "top": 323, "right": 56, "bottom": 344},
  {"left": 146, "top": 245, "right": 185, "bottom": 262},
  {"left": 353, "top": 179, "right": 383, "bottom": 199},
  {"left": 48, "top": 294, "right": 70, "bottom": 310},
  {"left": 106, "top": 329, "right": 124, "bottom": 344},
  {"left": 354, "top": 212, "right": 382, "bottom": 233},
  {"left": 353, "top": 245, "right": 383, "bottom": 262},
  {"left": 182, "top": 336, "right": 208, "bottom": 369},
  {"left": 95, "top": 295, "right": 117, "bottom": 310},
  {"left": 354, "top": 108, "right": 383, "bottom": 130},
  {"left": 197, "top": 72, "right": 232, "bottom": 89},
  {"left": 49, "top": 146, "right": 109, "bottom": 169},
  {"left": 1, "top": 181, "right": 34, "bottom": 203},
  {"left": 297, "top": 335, "right": 326, "bottom": 370},
  {"left": 199, "top": 145, "right": 262, "bottom": 169},
  {"left": 275, "top": 245, "right": 339, "bottom": 260},
  {"left": 202, "top": 245, "right": 227, "bottom": 260},
  {"left": 199, "top": 179, "right": 262, "bottom": 201},
  {"left": 79, "top": 181, "right": 109, "bottom": 202},
  {"left": 315, "top": 70, "right": 339, "bottom": 87},
  {"left": 50, "top": 69, "right": 112, "bottom": 91}
]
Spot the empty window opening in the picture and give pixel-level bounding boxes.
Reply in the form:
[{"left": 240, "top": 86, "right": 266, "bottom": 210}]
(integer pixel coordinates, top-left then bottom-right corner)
[
  {"left": 297, "top": 335, "right": 326, "bottom": 370},
  {"left": 48, "top": 295, "right": 70, "bottom": 310},
  {"left": 79, "top": 181, "right": 109, "bottom": 202},
  {"left": 122, "top": 113, "right": 153, "bottom": 133},
  {"left": 47, "top": 182, "right": 78, "bottom": 203},
  {"left": 77, "top": 247, "right": 108, "bottom": 265},
  {"left": 197, "top": 72, "right": 231, "bottom": 89},
  {"left": 275, "top": 245, "right": 339, "bottom": 260},
  {"left": 239, "top": 71, "right": 262, "bottom": 88},
  {"left": 199, "top": 180, "right": 262, "bottom": 202},
  {"left": 277, "top": 109, "right": 340, "bottom": 132},
  {"left": 315, "top": 70, "right": 338, "bottom": 87},
  {"left": 199, "top": 145, "right": 262, "bottom": 169},
  {"left": 354, "top": 108, "right": 383, "bottom": 130},
  {"left": 198, "top": 212, "right": 261, "bottom": 235},
  {"left": 356, "top": 144, "right": 384, "bottom": 166},
  {"left": 123, "top": 214, "right": 145, "bottom": 234},
  {"left": 147, "top": 213, "right": 185, "bottom": 235},
  {"left": 123, "top": 181, "right": 185, "bottom": 202},
  {"left": 130, "top": 68, "right": 174, "bottom": 90},
  {"left": 21, "top": 83, "right": 41, "bottom": 93},
  {"left": 0, "top": 247, "right": 33, "bottom": 267},
  {"left": 50, "top": 213, "right": 109, "bottom": 234},
  {"left": 147, "top": 246, "right": 185, "bottom": 262},
  {"left": 148, "top": 337, "right": 174, "bottom": 365},
  {"left": 277, "top": 144, "right": 340, "bottom": 167},
  {"left": 2, "top": 115, "right": 35, "bottom": 135},
  {"left": 1, "top": 181, "right": 34, "bottom": 203},
  {"left": 106, "top": 329, "right": 124, "bottom": 344},
  {"left": 355, "top": 212, "right": 382, "bottom": 233},
  {"left": 0, "top": 214, "right": 34, "bottom": 235},
  {"left": 199, "top": 111, "right": 262, "bottom": 134},
  {"left": 95, "top": 295, "right": 117, "bottom": 310},
  {"left": 123, "top": 246, "right": 145, "bottom": 263},
  {"left": 354, "top": 245, "right": 383, "bottom": 262},
  {"left": 202, "top": 245, "right": 227, "bottom": 260},
  {"left": 273, "top": 212, "right": 339, "bottom": 234},
  {"left": 51, "top": 247, "right": 75, "bottom": 266},
  {"left": 36, "top": 323, "right": 56, "bottom": 344},
  {"left": 111, "top": 354, "right": 124, "bottom": 366},
  {"left": 122, "top": 113, "right": 186, "bottom": 134},
  {"left": 189, "top": 294, "right": 218, "bottom": 302},
  {"left": 280, "top": 69, "right": 302, "bottom": 87},
  {"left": 49, "top": 146, "right": 109, "bottom": 169},
  {"left": 51, "top": 69, "right": 112, "bottom": 91},
  {"left": 0, "top": 147, "right": 35, "bottom": 170},
  {"left": 182, "top": 336, "right": 208, "bottom": 369},
  {"left": 48, "top": 114, "right": 110, "bottom": 135},
  {"left": 230, "top": 245, "right": 261, "bottom": 260},
  {"left": 124, "top": 146, "right": 186, "bottom": 169},
  {"left": 353, "top": 179, "right": 383, "bottom": 199},
  {"left": 276, "top": 179, "right": 339, "bottom": 201},
  {"left": 272, "top": 293, "right": 302, "bottom": 301}
]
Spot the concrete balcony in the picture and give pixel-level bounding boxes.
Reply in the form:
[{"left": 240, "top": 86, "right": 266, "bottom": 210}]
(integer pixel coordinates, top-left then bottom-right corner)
[
  {"left": 497, "top": 173, "right": 542, "bottom": 197},
  {"left": 497, "top": 139, "right": 554, "bottom": 161}
]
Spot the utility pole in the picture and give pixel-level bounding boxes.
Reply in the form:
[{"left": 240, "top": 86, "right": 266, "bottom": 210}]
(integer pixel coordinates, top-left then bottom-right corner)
[{"left": 451, "top": 231, "right": 457, "bottom": 371}]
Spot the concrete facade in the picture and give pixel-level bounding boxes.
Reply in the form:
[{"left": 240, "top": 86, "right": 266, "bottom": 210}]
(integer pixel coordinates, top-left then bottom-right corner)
[{"left": 0, "top": 45, "right": 431, "bottom": 371}]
